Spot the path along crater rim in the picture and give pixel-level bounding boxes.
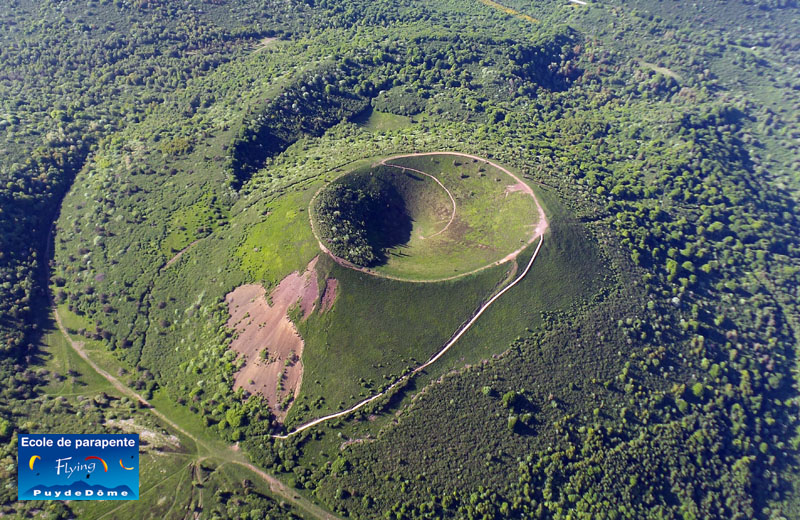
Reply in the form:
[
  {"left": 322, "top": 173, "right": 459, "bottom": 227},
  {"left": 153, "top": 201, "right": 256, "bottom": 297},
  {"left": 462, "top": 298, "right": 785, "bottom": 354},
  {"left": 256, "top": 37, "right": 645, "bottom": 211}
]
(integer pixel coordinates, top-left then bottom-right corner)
[{"left": 308, "top": 151, "right": 549, "bottom": 283}]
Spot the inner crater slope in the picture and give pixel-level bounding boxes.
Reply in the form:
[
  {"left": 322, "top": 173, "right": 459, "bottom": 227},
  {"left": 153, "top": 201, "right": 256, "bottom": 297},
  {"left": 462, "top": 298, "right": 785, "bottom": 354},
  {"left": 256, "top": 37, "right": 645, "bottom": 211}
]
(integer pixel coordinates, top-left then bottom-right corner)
[{"left": 311, "top": 152, "right": 543, "bottom": 281}]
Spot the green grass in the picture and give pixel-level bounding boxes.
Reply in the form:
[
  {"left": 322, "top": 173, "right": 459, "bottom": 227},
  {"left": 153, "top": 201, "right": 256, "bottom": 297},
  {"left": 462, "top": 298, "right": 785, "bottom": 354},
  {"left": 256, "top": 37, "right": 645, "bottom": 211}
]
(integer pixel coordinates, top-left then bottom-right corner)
[
  {"left": 312, "top": 153, "right": 540, "bottom": 280},
  {"left": 352, "top": 108, "right": 413, "bottom": 132},
  {"left": 41, "top": 321, "right": 114, "bottom": 396},
  {"left": 288, "top": 252, "right": 512, "bottom": 426},
  {"left": 56, "top": 304, "right": 143, "bottom": 380},
  {"left": 433, "top": 186, "right": 609, "bottom": 369},
  {"left": 148, "top": 388, "right": 227, "bottom": 453},
  {"left": 57, "top": 303, "right": 99, "bottom": 335},
  {"left": 236, "top": 186, "right": 321, "bottom": 286},
  {"left": 66, "top": 450, "right": 194, "bottom": 520}
]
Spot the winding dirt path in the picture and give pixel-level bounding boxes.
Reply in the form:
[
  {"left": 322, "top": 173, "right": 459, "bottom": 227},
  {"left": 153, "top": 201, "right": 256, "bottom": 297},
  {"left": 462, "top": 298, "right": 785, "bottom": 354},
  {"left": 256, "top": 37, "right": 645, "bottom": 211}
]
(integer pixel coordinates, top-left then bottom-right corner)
[
  {"left": 396, "top": 152, "right": 548, "bottom": 235},
  {"left": 279, "top": 153, "right": 548, "bottom": 438},
  {"left": 310, "top": 152, "right": 549, "bottom": 283},
  {"left": 273, "top": 233, "right": 544, "bottom": 439},
  {"left": 51, "top": 309, "right": 339, "bottom": 520}
]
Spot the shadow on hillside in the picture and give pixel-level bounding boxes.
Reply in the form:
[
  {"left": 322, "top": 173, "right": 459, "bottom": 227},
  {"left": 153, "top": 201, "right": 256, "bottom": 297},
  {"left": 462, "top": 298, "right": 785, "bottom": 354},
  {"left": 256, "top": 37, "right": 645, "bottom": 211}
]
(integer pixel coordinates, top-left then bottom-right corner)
[{"left": 363, "top": 181, "right": 413, "bottom": 267}]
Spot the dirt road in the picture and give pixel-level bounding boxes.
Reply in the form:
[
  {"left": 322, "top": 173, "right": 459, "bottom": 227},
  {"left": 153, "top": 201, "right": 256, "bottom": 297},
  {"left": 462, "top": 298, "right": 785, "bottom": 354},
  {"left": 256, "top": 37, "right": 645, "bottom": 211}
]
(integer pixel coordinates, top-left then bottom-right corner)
[
  {"left": 52, "top": 308, "right": 339, "bottom": 520},
  {"left": 274, "top": 233, "right": 544, "bottom": 439}
]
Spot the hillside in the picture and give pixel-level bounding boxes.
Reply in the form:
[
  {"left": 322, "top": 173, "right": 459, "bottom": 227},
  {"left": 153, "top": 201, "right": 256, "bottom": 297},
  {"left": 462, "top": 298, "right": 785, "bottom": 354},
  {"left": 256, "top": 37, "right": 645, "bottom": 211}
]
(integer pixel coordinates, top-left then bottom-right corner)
[{"left": 1, "top": 0, "right": 799, "bottom": 518}]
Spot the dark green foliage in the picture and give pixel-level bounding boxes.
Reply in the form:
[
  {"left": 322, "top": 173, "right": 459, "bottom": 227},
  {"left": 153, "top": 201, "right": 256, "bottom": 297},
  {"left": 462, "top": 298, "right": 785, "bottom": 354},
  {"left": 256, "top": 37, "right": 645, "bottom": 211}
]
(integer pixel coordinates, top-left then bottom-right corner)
[
  {"left": 313, "top": 184, "right": 380, "bottom": 266},
  {"left": 312, "top": 169, "right": 412, "bottom": 266},
  {"left": 224, "top": 28, "right": 576, "bottom": 188},
  {"left": 508, "top": 26, "right": 581, "bottom": 91},
  {"left": 226, "top": 66, "right": 370, "bottom": 190}
]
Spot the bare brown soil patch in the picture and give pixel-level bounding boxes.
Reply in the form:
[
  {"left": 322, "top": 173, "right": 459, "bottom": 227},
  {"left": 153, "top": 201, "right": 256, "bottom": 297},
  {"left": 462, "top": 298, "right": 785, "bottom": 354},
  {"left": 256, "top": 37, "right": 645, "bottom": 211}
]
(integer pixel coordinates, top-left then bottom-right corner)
[
  {"left": 320, "top": 278, "right": 338, "bottom": 312},
  {"left": 225, "top": 257, "right": 321, "bottom": 422}
]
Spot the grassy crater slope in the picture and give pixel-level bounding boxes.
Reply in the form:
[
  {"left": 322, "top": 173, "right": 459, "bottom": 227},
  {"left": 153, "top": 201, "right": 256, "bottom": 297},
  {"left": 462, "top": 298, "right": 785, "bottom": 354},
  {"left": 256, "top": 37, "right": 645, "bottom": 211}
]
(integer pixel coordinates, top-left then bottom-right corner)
[
  {"left": 289, "top": 253, "right": 514, "bottom": 426},
  {"left": 311, "top": 153, "right": 540, "bottom": 280}
]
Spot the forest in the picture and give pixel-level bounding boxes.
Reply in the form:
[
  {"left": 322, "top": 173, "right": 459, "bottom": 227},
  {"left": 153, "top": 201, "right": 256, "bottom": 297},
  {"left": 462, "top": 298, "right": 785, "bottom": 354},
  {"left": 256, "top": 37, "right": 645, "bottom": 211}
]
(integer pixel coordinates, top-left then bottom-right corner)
[
  {"left": 313, "top": 170, "right": 413, "bottom": 266},
  {"left": 1, "top": 0, "right": 799, "bottom": 518}
]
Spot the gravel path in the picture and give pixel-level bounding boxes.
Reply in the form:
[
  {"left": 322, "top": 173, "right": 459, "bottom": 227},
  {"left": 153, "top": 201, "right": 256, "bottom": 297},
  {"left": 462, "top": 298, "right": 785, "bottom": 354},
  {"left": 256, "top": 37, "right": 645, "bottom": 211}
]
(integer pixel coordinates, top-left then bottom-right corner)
[
  {"left": 277, "top": 152, "right": 548, "bottom": 438},
  {"left": 273, "top": 234, "right": 544, "bottom": 439},
  {"left": 310, "top": 152, "right": 548, "bottom": 283}
]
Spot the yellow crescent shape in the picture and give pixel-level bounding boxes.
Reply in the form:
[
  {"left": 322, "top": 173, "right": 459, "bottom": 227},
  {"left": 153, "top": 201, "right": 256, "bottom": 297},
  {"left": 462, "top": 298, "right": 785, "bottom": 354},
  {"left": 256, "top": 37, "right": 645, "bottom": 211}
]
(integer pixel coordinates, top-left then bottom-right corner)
[
  {"left": 119, "top": 459, "right": 134, "bottom": 470},
  {"left": 29, "top": 455, "right": 40, "bottom": 470}
]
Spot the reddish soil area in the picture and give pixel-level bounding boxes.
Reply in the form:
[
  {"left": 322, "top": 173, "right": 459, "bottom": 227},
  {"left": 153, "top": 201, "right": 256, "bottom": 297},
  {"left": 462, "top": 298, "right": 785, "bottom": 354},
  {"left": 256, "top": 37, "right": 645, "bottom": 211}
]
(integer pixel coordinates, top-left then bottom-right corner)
[
  {"left": 320, "top": 278, "right": 338, "bottom": 312},
  {"left": 224, "top": 257, "right": 321, "bottom": 422}
]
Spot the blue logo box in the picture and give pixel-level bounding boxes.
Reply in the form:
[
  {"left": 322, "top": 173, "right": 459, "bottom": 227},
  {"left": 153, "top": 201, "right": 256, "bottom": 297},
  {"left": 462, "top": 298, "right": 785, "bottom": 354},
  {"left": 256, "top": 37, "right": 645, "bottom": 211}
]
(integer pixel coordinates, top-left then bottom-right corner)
[{"left": 18, "top": 434, "right": 139, "bottom": 500}]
